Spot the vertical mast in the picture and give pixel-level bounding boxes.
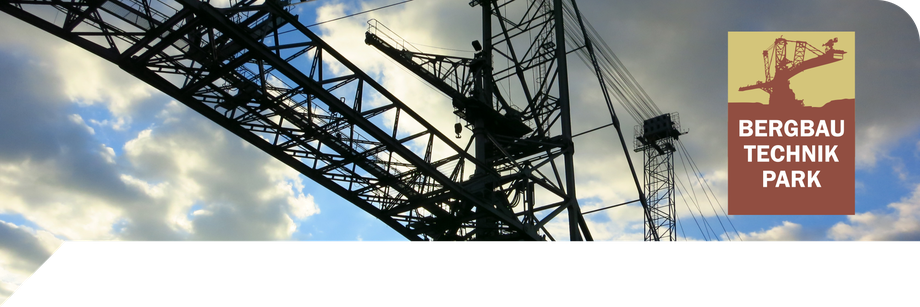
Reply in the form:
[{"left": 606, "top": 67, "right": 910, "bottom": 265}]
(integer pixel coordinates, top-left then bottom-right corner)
[{"left": 553, "top": 0, "right": 584, "bottom": 241}]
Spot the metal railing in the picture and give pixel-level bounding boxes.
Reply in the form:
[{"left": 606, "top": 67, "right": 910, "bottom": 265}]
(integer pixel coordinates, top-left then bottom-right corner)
[{"left": 367, "top": 19, "right": 423, "bottom": 53}]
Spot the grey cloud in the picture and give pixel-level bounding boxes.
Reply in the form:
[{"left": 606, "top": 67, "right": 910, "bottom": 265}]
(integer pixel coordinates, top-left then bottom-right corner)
[
  {"left": 829, "top": 183, "right": 920, "bottom": 240},
  {"left": 0, "top": 222, "right": 55, "bottom": 276},
  {"left": 0, "top": 49, "right": 143, "bottom": 209},
  {"left": 0, "top": 0, "right": 916, "bottom": 249},
  {"left": 0, "top": 18, "right": 315, "bottom": 242},
  {"left": 324, "top": 0, "right": 920, "bottom": 240},
  {"left": 119, "top": 103, "right": 309, "bottom": 240},
  {"left": 567, "top": 1, "right": 920, "bottom": 239}
]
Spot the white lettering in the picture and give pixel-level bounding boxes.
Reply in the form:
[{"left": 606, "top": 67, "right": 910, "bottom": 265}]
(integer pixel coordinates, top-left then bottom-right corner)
[
  {"left": 763, "top": 170, "right": 821, "bottom": 188},
  {"left": 815, "top": 120, "right": 829, "bottom": 137},
  {"left": 786, "top": 145, "right": 800, "bottom": 162},
  {"left": 740, "top": 120, "right": 753, "bottom": 137},
  {"left": 825, "top": 145, "right": 838, "bottom": 162},
  {"left": 744, "top": 145, "right": 757, "bottom": 162},
  {"left": 803, "top": 145, "right": 815, "bottom": 162},
  {"left": 745, "top": 145, "right": 846, "bottom": 162},
  {"left": 763, "top": 171, "right": 776, "bottom": 187},
  {"left": 755, "top": 120, "right": 767, "bottom": 137},
  {"left": 784, "top": 120, "right": 798, "bottom": 137},
  {"left": 737, "top": 120, "right": 844, "bottom": 137},
  {"left": 769, "top": 120, "right": 782, "bottom": 137},
  {"left": 801, "top": 120, "right": 814, "bottom": 137},
  {"left": 791, "top": 170, "right": 805, "bottom": 187},
  {"left": 808, "top": 170, "right": 821, "bottom": 187},
  {"left": 771, "top": 145, "right": 784, "bottom": 162},
  {"left": 831, "top": 120, "right": 844, "bottom": 137},
  {"left": 757, "top": 145, "right": 769, "bottom": 162},
  {"left": 776, "top": 170, "right": 789, "bottom": 187}
]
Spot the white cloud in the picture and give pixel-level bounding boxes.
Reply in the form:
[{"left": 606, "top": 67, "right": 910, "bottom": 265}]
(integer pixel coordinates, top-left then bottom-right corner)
[
  {"left": 0, "top": 158, "right": 127, "bottom": 240},
  {"left": 67, "top": 114, "right": 95, "bottom": 135},
  {"left": 829, "top": 183, "right": 920, "bottom": 241},
  {"left": 726, "top": 221, "right": 805, "bottom": 241},
  {"left": 100, "top": 145, "right": 117, "bottom": 164},
  {"left": 116, "top": 101, "right": 321, "bottom": 240},
  {"left": 54, "top": 43, "right": 154, "bottom": 120},
  {"left": 891, "top": 157, "right": 910, "bottom": 182},
  {"left": 856, "top": 124, "right": 890, "bottom": 168},
  {"left": 0, "top": 220, "right": 63, "bottom": 301},
  {"left": 288, "top": 193, "right": 320, "bottom": 220},
  {"left": 0, "top": 94, "right": 323, "bottom": 243},
  {"left": 586, "top": 207, "right": 647, "bottom": 241},
  {"left": 0, "top": 0, "right": 916, "bottom": 248},
  {"left": 89, "top": 117, "right": 128, "bottom": 131}
]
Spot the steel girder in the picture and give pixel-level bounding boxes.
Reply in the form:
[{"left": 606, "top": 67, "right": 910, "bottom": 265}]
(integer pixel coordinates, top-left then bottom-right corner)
[
  {"left": 2, "top": 0, "right": 561, "bottom": 240},
  {"left": 364, "top": 0, "right": 594, "bottom": 240}
]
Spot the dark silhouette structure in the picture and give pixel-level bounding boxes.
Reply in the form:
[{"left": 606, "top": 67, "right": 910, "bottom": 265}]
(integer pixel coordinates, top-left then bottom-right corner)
[
  {"left": 634, "top": 113, "right": 685, "bottom": 241},
  {"left": 2, "top": 0, "right": 676, "bottom": 240},
  {"left": 739, "top": 37, "right": 847, "bottom": 108}
]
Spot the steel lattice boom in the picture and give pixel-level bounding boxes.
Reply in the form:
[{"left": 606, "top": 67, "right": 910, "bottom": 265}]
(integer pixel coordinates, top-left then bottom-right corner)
[
  {"left": 1, "top": 0, "right": 602, "bottom": 240},
  {"left": 738, "top": 37, "right": 847, "bottom": 108}
]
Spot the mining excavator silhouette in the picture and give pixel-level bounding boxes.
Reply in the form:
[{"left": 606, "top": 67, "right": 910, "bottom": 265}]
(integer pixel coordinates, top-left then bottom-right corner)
[{"left": 739, "top": 37, "right": 847, "bottom": 108}]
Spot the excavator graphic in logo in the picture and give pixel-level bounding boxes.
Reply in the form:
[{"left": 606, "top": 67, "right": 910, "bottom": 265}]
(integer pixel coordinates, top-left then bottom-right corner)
[{"left": 738, "top": 37, "right": 847, "bottom": 108}]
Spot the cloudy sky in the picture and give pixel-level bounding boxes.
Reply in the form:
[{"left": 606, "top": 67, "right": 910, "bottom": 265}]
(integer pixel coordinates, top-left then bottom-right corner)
[{"left": 1, "top": 0, "right": 919, "bottom": 301}]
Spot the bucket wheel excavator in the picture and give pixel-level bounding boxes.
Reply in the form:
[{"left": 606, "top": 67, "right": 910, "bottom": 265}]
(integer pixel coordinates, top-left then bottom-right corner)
[{"left": 739, "top": 37, "right": 847, "bottom": 108}]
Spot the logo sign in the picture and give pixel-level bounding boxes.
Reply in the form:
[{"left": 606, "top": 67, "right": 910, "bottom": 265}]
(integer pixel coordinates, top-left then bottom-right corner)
[{"left": 727, "top": 32, "right": 855, "bottom": 215}]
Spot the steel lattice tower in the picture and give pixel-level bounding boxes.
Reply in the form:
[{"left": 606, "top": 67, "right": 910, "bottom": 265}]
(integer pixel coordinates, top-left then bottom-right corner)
[
  {"left": 365, "top": 0, "right": 594, "bottom": 240},
  {"left": 635, "top": 113, "right": 685, "bottom": 241},
  {"left": 1, "top": 0, "right": 603, "bottom": 240}
]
